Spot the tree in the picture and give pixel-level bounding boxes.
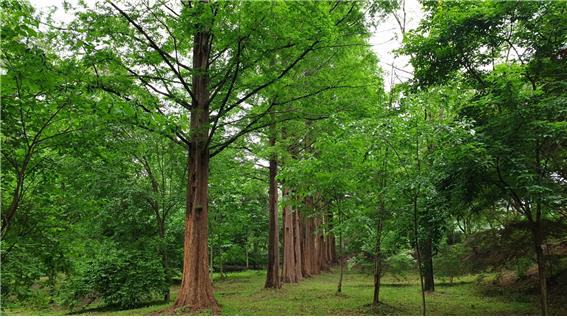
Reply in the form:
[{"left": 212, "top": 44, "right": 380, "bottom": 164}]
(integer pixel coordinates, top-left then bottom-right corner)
[
  {"left": 71, "top": 0, "right": 375, "bottom": 311},
  {"left": 403, "top": 1, "right": 567, "bottom": 314}
]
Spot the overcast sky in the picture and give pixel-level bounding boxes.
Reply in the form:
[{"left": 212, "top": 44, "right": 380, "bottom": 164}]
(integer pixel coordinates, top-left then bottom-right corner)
[{"left": 30, "top": 0, "right": 422, "bottom": 91}]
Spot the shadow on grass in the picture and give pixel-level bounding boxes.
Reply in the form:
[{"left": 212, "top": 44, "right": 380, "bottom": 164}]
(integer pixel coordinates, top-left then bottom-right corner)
[{"left": 65, "top": 299, "right": 169, "bottom": 315}]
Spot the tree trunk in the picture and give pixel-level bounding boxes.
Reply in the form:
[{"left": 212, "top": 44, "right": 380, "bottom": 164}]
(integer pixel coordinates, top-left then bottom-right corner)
[
  {"left": 174, "top": 24, "right": 218, "bottom": 312},
  {"left": 265, "top": 132, "right": 281, "bottom": 289},
  {"left": 310, "top": 218, "right": 320, "bottom": 275},
  {"left": 373, "top": 218, "right": 383, "bottom": 305},
  {"left": 337, "top": 222, "right": 344, "bottom": 294},
  {"left": 533, "top": 139, "right": 548, "bottom": 316},
  {"left": 422, "top": 237, "right": 435, "bottom": 292},
  {"left": 530, "top": 219, "right": 548, "bottom": 315},
  {"left": 302, "top": 197, "right": 314, "bottom": 277},
  {"left": 245, "top": 242, "right": 249, "bottom": 270},
  {"left": 300, "top": 206, "right": 311, "bottom": 278},
  {"left": 330, "top": 233, "right": 337, "bottom": 264},
  {"left": 293, "top": 207, "right": 303, "bottom": 281},
  {"left": 413, "top": 193, "right": 426, "bottom": 316},
  {"left": 282, "top": 187, "right": 297, "bottom": 282}
]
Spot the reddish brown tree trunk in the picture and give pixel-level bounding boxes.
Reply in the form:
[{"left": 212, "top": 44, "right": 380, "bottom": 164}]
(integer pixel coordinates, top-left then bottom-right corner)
[
  {"left": 265, "top": 131, "right": 281, "bottom": 289},
  {"left": 300, "top": 205, "right": 311, "bottom": 278},
  {"left": 302, "top": 197, "right": 315, "bottom": 277},
  {"left": 293, "top": 206, "right": 303, "bottom": 281},
  {"left": 319, "top": 215, "right": 329, "bottom": 272},
  {"left": 310, "top": 217, "right": 320, "bottom": 275},
  {"left": 282, "top": 187, "right": 297, "bottom": 282},
  {"left": 175, "top": 25, "right": 218, "bottom": 312}
]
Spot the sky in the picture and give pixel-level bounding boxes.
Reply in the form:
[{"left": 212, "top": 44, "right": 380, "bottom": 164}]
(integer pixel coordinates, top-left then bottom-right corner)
[{"left": 29, "top": 0, "right": 423, "bottom": 91}]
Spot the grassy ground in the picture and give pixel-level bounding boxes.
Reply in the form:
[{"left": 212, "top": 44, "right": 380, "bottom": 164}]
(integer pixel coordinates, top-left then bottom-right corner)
[{"left": 4, "top": 268, "right": 566, "bottom": 316}]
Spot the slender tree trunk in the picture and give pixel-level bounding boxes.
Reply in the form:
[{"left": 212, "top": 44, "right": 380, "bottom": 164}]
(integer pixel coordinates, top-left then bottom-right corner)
[
  {"left": 373, "top": 218, "right": 383, "bottom": 305},
  {"left": 533, "top": 139, "right": 548, "bottom": 316},
  {"left": 174, "top": 23, "right": 218, "bottom": 312},
  {"left": 330, "top": 233, "right": 337, "bottom": 264},
  {"left": 245, "top": 243, "right": 249, "bottom": 270},
  {"left": 265, "top": 131, "right": 281, "bottom": 289},
  {"left": 293, "top": 206, "right": 303, "bottom": 281},
  {"left": 311, "top": 218, "right": 320, "bottom": 275},
  {"left": 337, "top": 209, "right": 344, "bottom": 293},
  {"left": 302, "top": 197, "right": 314, "bottom": 277},
  {"left": 282, "top": 187, "right": 297, "bottom": 282},
  {"left": 320, "top": 228, "right": 329, "bottom": 272},
  {"left": 300, "top": 207, "right": 311, "bottom": 278},
  {"left": 413, "top": 193, "right": 426, "bottom": 316},
  {"left": 422, "top": 237, "right": 435, "bottom": 292}
]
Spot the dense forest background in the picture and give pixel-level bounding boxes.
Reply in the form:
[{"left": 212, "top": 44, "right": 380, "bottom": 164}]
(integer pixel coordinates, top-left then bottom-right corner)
[{"left": 1, "top": 0, "right": 566, "bottom": 316}]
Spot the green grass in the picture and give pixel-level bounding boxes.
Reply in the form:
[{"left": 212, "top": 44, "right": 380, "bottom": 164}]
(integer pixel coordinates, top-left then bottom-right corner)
[{"left": 4, "top": 268, "right": 566, "bottom": 316}]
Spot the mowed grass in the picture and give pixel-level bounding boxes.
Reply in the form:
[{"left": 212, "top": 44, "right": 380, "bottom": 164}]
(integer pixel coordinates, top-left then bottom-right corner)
[{"left": 4, "top": 268, "right": 566, "bottom": 316}]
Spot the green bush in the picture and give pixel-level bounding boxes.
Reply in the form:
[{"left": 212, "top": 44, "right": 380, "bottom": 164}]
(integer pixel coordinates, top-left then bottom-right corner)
[
  {"left": 0, "top": 247, "right": 44, "bottom": 304},
  {"left": 62, "top": 245, "right": 166, "bottom": 309}
]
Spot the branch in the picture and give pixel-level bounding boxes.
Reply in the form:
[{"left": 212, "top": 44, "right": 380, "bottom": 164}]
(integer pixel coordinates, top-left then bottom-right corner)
[{"left": 107, "top": 0, "right": 195, "bottom": 102}]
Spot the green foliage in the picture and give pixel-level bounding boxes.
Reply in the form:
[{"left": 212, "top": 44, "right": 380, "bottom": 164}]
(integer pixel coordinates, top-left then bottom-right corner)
[
  {"left": 62, "top": 244, "right": 167, "bottom": 309},
  {"left": 434, "top": 243, "right": 469, "bottom": 283}
]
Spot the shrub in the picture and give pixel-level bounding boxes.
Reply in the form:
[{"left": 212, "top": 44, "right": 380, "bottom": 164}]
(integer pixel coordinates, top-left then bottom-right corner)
[{"left": 62, "top": 245, "right": 166, "bottom": 309}]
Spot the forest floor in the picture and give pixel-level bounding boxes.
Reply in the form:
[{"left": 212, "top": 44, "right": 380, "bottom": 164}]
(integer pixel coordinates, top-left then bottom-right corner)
[{"left": 4, "top": 267, "right": 567, "bottom": 316}]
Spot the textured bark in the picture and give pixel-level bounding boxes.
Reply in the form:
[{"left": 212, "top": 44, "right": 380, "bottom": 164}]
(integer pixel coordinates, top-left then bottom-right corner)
[
  {"left": 302, "top": 197, "right": 314, "bottom": 277},
  {"left": 300, "top": 207, "right": 311, "bottom": 278},
  {"left": 293, "top": 207, "right": 303, "bottom": 281},
  {"left": 174, "top": 26, "right": 218, "bottom": 312},
  {"left": 282, "top": 187, "right": 297, "bottom": 282},
  {"left": 264, "top": 133, "right": 281, "bottom": 289},
  {"left": 310, "top": 218, "right": 320, "bottom": 275}
]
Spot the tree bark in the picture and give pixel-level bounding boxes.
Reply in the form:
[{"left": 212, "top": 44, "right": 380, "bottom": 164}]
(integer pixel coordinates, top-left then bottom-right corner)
[
  {"left": 422, "top": 237, "right": 435, "bottom": 292},
  {"left": 373, "top": 218, "right": 383, "bottom": 305},
  {"left": 302, "top": 197, "right": 314, "bottom": 277},
  {"left": 282, "top": 187, "right": 297, "bottom": 282},
  {"left": 293, "top": 206, "right": 303, "bottom": 281},
  {"left": 310, "top": 217, "right": 320, "bottom": 275},
  {"left": 533, "top": 138, "right": 548, "bottom": 316},
  {"left": 174, "top": 23, "right": 218, "bottom": 312},
  {"left": 265, "top": 132, "right": 281, "bottom": 289},
  {"left": 337, "top": 210, "right": 344, "bottom": 294},
  {"left": 413, "top": 192, "right": 426, "bottom": 316}
]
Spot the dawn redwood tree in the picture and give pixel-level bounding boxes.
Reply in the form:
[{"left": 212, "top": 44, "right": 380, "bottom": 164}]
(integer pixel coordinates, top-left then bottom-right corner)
[
  {"left": 71, "top": 0, "right": 373, "bottom": 310},
  {"left": 264, "top": 122, "right": 280, "bottom": 289}
]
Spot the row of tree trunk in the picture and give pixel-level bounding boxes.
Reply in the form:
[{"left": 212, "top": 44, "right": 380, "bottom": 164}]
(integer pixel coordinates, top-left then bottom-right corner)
[
  {"left": 282, "top": 191, "right": 338, "bottom": 283},
  {"left": 265, "top": 179, "right": 338, "bottom": 288}
]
